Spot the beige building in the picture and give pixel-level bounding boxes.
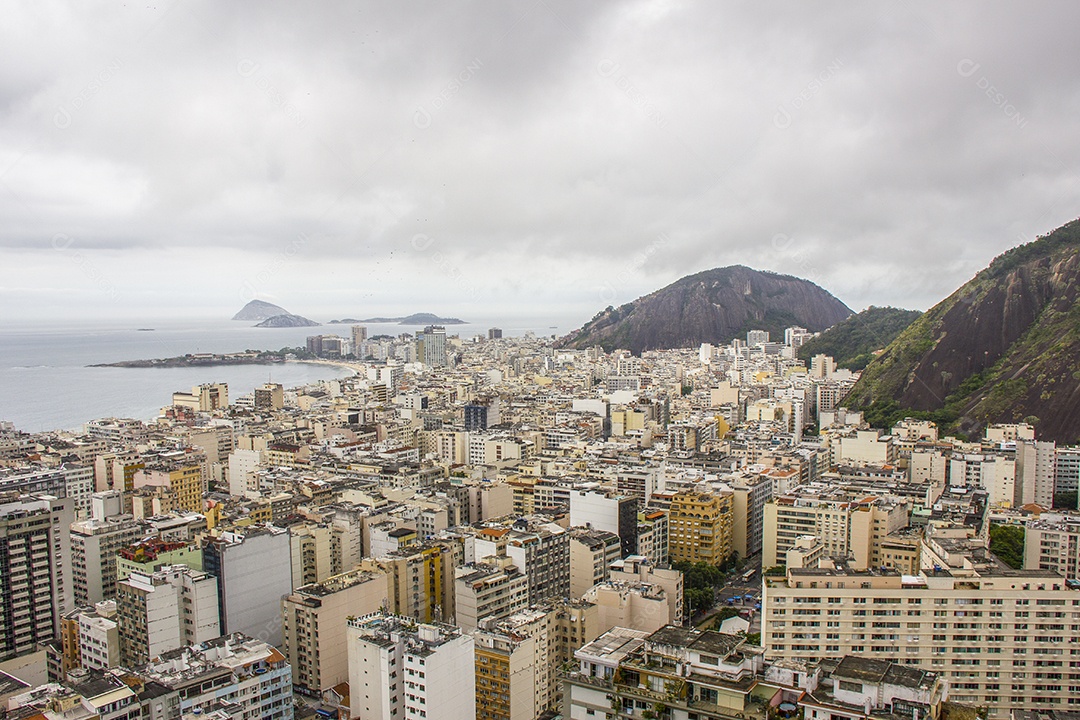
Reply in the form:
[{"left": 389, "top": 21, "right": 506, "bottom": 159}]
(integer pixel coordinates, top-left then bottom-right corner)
[
  {"left": 762, "top": 494, "right": 909, "bottom": 570},
  {"left": 70, "top": 516, "right": 143, "bottom": 606},
  {"left": 1024, "top": 519, "right": 1080, "bottom": 577},
  {"left": 583, "top": 582, "right": 675, "bottom": 635},
  {"left": 609, "top": 555, "right": 683, "bottom": 625},
  {"left": 281, "top": 568, "right": 389, "bottom": 697},
  {"left": 762, "top": 536, "right": 1080, "bottom": 717},
  {"left": 668, "top": 491, "right": 733, "bottom": 566},
  {"left": 833, "top": 428, "right": 897, "bottom": 467},
  {"left": 568, "top": 528, "right": 621, "bottom": 599}
]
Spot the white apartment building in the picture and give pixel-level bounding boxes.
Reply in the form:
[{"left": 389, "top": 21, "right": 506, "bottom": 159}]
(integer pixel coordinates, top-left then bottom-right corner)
[
  {"left": 141, "top": 633, "right": 292, "bottom": 720},
  {"left": 347, "top": 613, "right": 476, "bottom": 720},
  {"left": 454, "top": 562, "right": 529, "bottom": 633}
]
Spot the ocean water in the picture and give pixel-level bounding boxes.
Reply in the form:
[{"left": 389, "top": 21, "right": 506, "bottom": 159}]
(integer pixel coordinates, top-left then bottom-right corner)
[{"left": 0, "top": 317, "right": 571, "bottom": 433}]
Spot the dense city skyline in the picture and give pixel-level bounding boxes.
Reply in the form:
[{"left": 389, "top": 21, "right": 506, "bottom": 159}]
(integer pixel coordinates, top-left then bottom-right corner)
[{"left": 2, "top": 2, "right": 1080, "bottom": 322}]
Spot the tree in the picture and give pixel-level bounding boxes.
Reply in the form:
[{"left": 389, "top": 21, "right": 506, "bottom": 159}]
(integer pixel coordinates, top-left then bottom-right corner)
[{"left": 988, "top": 523, "right": 1025, "bottom": 569}]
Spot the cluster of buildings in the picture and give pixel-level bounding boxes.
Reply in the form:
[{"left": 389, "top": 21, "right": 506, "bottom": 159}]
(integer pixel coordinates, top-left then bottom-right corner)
[{"left": 0, "top": 324, "right": 1079, "bottom": 720}]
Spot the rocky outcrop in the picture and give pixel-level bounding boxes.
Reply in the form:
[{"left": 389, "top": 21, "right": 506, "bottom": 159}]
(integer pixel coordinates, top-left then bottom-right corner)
[
  {"left": 232, "top": 299, "right": 289, "bottom": 321},
  {"left": 558, "top": 265, "right": 852, "bottom": 354},
  {"left": 254, "top": 314, "right": 320, "bottom": 328}
]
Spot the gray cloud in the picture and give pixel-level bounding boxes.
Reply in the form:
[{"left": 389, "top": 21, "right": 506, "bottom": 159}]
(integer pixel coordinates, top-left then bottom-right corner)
[{"left": 1, "top": 1, "right": 1079, "bottom": 323}]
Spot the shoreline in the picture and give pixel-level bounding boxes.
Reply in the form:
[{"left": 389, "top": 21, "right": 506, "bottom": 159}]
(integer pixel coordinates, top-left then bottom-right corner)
[{"left": 291, "top": 358, "right": 362, "bottom": 375}]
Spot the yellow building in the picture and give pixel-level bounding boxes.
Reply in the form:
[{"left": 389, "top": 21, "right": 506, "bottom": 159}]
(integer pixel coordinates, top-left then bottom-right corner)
[
  {"left": 668, "top": 491, "right": 733, "bottom": 566},
  {"left": 358, "top": 542, "right": 455, "bottom": 623},
  {"left": 135, "top": 462, "right": 204, "bottom": 513}
]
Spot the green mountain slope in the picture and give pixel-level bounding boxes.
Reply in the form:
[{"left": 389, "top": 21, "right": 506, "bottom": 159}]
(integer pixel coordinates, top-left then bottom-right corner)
[
  {"left": 797, "top": 307, "right": 922, "bottom": 370},
  {"left": 844, "top": 218, "right": 1080, "bottom": 442}
]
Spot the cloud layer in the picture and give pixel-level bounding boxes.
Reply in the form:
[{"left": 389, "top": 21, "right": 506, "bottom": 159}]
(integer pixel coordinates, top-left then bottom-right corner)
[{"left": 2, "top": 1, "right": 1079, "bottom": 323}]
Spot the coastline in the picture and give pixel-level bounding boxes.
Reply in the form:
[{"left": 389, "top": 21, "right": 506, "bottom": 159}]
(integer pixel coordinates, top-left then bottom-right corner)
[{"left": 290, "top": 358, "right": 362, "bottom": 375}]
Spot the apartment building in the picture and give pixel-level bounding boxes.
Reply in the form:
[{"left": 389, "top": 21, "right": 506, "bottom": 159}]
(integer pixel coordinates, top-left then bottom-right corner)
[
  {"left": 1024, "top": 518, "right": 1080, "bottom": 577},
  {"left": 281, "top": 568, "right": 389, "bottom": 697},
  {"left": 359, "top": 542, "right": 457, "bottom": 624},
  {"left": 116, "top": 565, "right": 220, "bottom": 667},
  {"left": 762, "top": 493, "right": 909, "bottom": 570},
  {"left": 454, "top": 561, "right": 529, "bottom": 633},
  {"left": 70, "top": 515, "right": 142, "bottom": 606},
  {"left": 668, "top": 491, "right": 733, "bottom": 566},
  {"left": 202, "top": 525, "right": 293, "bottom": 648},
  {"left": 473, "top": 607, "right": 558, "bottom": 720},
  {"left": 761, "top": 537, "right": 1080, "bottom": 717},
  {"left": 0, "top": 494, "right": 75, "bottom": 661},
  {"left": 347, "top": 612, "right": 475, "bottom": 720},
  {"left": 140, "top": 633, "right": 292, "bottom": 720},
  {"left": 568, "top": 528, "right": 622, "bottom": 599}
]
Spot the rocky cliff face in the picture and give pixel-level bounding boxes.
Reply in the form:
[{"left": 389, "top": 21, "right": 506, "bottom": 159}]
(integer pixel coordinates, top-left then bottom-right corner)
[
  {"left": 845, "top": 218, "right": 1080, "bottom": 442},
  {"left": 558, "top": 265, "right": 852, "bottom": 354}
]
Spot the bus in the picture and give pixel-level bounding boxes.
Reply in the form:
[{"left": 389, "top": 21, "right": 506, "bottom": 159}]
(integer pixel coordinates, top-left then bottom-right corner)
[{"left": 741, "top": 568, "right": 756, "bottom": 583}]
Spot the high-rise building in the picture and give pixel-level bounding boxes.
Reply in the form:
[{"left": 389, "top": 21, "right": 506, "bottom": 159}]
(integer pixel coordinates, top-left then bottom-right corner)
[
  {"left": 472, "top": 607, "right": 559, "bottom": 720},
  {"left": 488, "top": 327, "right": 502, "bottom": 340},
  {"left": 282, "top": 568, "right": 389, "bottom": 697},
  {"left": 347, "top": 613, "right": 475, "bottom": 720},
  {"left": 202, "top": 526, "right": 293, "bottom": 647},
  {"left": 358, "top": 542, "right": 456, "bottom": 624},
  {"left": 139, "top": 633, "right": 292, "bottom": 720},
  {"left": 416, "top": 325, "right": 447, "bottom": 367},
  {"left": 762, "top": 494, "right": 909, "bottom": 570},
  {"left": 0, "top": 465, "right": 93, "bottom": 518},
  {"left": 568, "top": 490, "right": 639, "bottom": 558},
  {"left": 93, "top": 452, "right": 144, "bottom": 495},
  {"left": 454, "top": 561, "right": 529, "bottom": 633},
  {"left": 116, "top": 565, "right": 220, "bottom": 667},
  {"left": 76, "top": 601, "right": 121, "bottom": 670},
  {"left": 134, "top": 460, "right": 204, "bottom": 513},
  {"left": 506, "top": 522, "right": 570, "bottom": 605},
  {"left": 1024, "top": 518, "right": 1080, "bottom": 577},
  {"left": 668, "top": 491, "right": 733, "bottom": 566},
  {"left": 635, "top": 508, "right": 669, "bottom": 566},
  {"left": 1054, "top": 446, "right": 1080, "bottom": 503},
  {"left": 254, "top": 382, "right": 285, "bottom": 411},
  {"left": 1016, "top": 439, "right": 1056, "bottom": 507},
  {"left": 464, "top": 396, "right": 501, "bottom": 432},
  {"left": 70, "top": 515, "right": 143, "bottom": 606},
  {"left": 761, "top": 538, "right": 1080, "bottom": 717},
  {"left": 727, "top": 471, "right": 773, "bottom": 559},
  {"left": 0, "top": 494, "right": 74, "bottom": 661},
  {"left": 747, "top": 329, "right": 770, "bottom": 346},
  {"left": 351, "top": 325, "right": 367, "bottom": 355},
  {"left": 567, "top": 528, "right": 622, "bottom": 599}
]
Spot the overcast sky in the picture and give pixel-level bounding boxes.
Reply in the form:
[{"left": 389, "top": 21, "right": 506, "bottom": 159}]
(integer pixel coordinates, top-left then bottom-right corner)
[{"left": 2, "top": 1, "right": 1078, "bottom": 326}]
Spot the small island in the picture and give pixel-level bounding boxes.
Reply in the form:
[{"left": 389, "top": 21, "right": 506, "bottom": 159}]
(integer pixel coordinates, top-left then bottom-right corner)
[
  {"left": 349, "top": 312, "right": 467, "bottom": 325},
  {"left": 255, "top": 313, "right": 320, "bottom": 328}
]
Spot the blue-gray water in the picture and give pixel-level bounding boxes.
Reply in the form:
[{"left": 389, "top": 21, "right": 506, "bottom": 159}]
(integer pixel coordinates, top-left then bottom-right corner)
[{"left": 0, "top": 318, "right": 571, "bottom": 433}]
